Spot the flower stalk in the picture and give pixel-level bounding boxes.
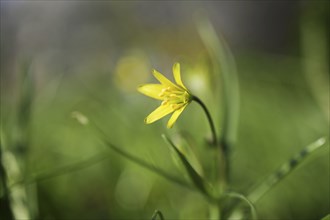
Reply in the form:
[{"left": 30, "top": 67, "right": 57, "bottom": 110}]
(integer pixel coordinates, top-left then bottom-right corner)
[
  {"left": 192, "top": 95, "right": 218, "bottom": 147},
  {"left": 192, "top": 95, "right": 228, "bottom": 193}
]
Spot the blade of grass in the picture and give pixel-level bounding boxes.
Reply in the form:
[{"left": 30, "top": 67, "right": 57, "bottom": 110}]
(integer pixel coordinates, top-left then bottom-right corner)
[
  {"left": 300, "top": 3, "right": 329, "bottom": 123},
  {"left": 16, "top": 61, "right": 34, "bottom": 153},
  {"left": 89, "top": 120, "right": 192, "bottom": 190},
  {"left": 8, "top": 61, "right": 35, "bottom": 220},
  {"left": 247, "top": 137, "right": 327, "bottom": 204},
  {"left": 9, "top": 152, "right": 110, "bottom": 188},
  {"left": 100, "top": 138, "right": 192, "bottom": 190},
  {"left": 196, "top": 13, "right": 240, "bottom": 187},
  {"left": 9, "top": 116, "right": 191, "bottom": 192},
  {"left": 162, "top": 134, "right": 208, "bottom": 196},
  {"left": 151, "top": 210, "right": 164, "bottom": 220},
  {"left": 224, "top": 192, "right": 257, "bottom": 220},
  {"left": 196, "top": 13, "right": 240, "bottom": 154},
  {"left": 8, "top": 140, "right": 190, "bottom": 192}
]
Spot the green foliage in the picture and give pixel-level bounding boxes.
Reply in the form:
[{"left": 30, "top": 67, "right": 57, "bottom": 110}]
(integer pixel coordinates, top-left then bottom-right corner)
[
  {"left": 151, "top": 210, "right": 164, "bottom": 220},
  {"left": 321, "top": 214, "right": 330, "bottom": 220},
  {"left": 0, "top": 2, "right": 329, "bottom": 220},
  {"left": 162, "top": 134, "right": 208, "bottom": 196}
]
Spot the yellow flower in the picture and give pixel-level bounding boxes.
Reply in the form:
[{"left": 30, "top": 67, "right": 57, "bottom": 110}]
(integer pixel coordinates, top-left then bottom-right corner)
[{"left": 138, "top": 63, "right": 192, "bottom": 128}]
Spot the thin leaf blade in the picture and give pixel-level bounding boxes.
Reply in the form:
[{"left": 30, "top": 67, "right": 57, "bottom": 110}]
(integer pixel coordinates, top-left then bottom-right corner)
[{"left": 162, "top": 134, "right": 208, "bottom": 195}]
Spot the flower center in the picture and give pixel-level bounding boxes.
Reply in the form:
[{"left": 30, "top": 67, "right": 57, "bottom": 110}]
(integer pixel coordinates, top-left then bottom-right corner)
[{"left": 159, "top": 87, "right": 191, "bottom": 110}]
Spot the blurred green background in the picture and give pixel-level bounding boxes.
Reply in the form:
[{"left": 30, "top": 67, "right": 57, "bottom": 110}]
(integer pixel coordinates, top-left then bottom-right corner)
[{"left": 1, "top": 1, "right": 329, "bottom": 220}]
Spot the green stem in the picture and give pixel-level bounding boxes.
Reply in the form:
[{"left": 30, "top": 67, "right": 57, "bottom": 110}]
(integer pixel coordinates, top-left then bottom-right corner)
[
  {"left": 192, "top": 96, "right": 218, "bottom": 147},
  {"left": 192, "top": 96, "right": 228, "bottom": 192}
]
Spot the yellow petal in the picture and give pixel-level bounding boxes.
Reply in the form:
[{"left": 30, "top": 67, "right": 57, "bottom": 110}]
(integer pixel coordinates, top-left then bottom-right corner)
[
  {"left": 167, "top": 104, "right": 187, "bottom": 128},
  {"left": 137, "top": 84, "right": 166, "bottom": 100},
  {"left": 145, "top": 104, "right": 175, "bottom": 124},
  {"left": 173, "top": 62, "right": 187, "bottom": 89},
  {"left": 152, "top": 69, "right": 180, "bottom": 89}
]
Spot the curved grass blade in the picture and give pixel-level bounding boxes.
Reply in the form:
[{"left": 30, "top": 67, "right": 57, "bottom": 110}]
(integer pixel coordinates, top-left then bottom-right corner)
[
  {"left": 162, "top": 134, "right": 208, "bottom": 196},
  {"left": 90, "top": 121, "right": 192, "bottom": 190},
  {"left": 196, "top": 13, "right": 240, "bottom": 154},
  {"left": 224, "top": 192, "right": 257, "bottom": 220},
  {"left": 151, "top": 210, "right": 164, "bottom": 220},
  {"left": 10, "top": 113, "right": 192, "bottom": 191},
  {"left": 9, "top": 152, "right": 110, "bottom": 188},
  {"left": 247, "top": 137, "right": 327, "bottom": 203}
]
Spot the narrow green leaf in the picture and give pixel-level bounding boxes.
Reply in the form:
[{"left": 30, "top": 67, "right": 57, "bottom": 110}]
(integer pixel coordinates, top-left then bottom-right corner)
[
  {"left": 9, "top": 153, "right": 109, "bottom": 188},
  {"left": 196, "top": 13, "right": 240, "bottom": 152},
  {"left": 162, "top": 134, "right": 208, "bottom": 195},
  {"left": 321, "top": 214, "right": 330, "bottom": 220},
  {"left": 224, "top": 192, "right": 257, "bottom": 220},
  {"left": 89, "top": 120, "right": 192, "bottom": 190},
  {"left": 151, "top": 210, "right": 164, "bottom": 220},
  {"left": 17, "top": 61, "right": 34, "bottom": 151},
  {"left": 168, "top": 133, "right": 204, "bottom": 177},
  {"left": 248, "top": 137, "right": 327, "bottom": 203}
]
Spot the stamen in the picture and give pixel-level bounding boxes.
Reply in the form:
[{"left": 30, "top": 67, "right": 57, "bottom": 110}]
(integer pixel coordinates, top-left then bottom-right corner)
[
  {"left": 170, "top": 104, "right": 178, "bottom": 109},
  {"left": 158, "top": 87, "right": 171, "bottom": 97}
]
